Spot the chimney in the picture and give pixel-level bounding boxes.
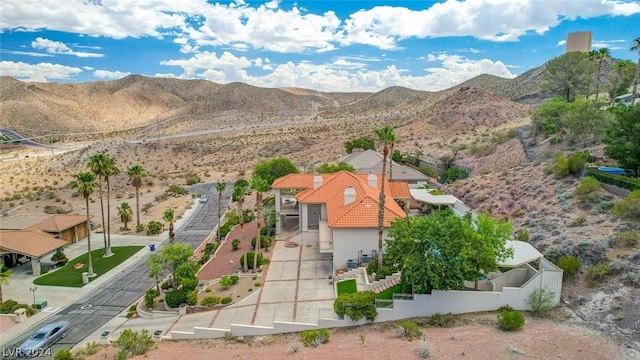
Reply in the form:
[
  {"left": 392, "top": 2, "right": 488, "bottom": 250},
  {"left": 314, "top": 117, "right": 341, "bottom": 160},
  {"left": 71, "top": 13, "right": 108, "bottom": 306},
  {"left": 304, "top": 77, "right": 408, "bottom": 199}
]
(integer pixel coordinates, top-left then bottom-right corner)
[
  {"left": 367, "top": 173, "right": 377, "bottom": 189},
  {"left": 344, "top": 186, "right": 356, "bottom": 206},
  {"left": 313, "top": 175, "right": 323, "bottom": 189}
]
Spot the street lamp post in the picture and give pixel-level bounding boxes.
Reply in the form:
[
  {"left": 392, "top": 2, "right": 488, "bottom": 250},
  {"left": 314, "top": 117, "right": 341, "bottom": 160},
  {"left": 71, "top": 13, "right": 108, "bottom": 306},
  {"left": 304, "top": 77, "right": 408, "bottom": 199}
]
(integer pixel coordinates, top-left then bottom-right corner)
[{"left": 29, "top": 286, "right": 37, "bottom": 305}]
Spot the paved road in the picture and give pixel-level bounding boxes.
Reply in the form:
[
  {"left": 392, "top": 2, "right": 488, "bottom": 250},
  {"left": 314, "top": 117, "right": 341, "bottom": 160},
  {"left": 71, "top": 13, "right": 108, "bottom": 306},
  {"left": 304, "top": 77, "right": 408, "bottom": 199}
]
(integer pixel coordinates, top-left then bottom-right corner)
[
  {"left": 1, "top": 183, "right": 233, "bottom": 359},
  {"left": 0, "top": 128, "right": 61, "bottom": 150}
]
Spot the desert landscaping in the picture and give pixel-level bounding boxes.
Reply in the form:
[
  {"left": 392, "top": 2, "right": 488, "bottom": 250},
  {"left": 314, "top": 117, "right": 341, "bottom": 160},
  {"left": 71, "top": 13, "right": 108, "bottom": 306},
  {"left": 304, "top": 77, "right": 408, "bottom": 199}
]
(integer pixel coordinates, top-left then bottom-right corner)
[{"left": 1, "top": 70, "right": 639, "bottom": 359}]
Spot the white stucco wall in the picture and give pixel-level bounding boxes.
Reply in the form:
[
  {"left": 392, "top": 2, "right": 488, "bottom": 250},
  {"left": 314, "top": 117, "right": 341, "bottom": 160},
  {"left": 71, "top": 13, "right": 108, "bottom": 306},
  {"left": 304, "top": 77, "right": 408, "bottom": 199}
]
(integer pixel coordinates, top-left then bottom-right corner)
[{"left": 332, "top": 228, "right": 386, "bottom": 270}]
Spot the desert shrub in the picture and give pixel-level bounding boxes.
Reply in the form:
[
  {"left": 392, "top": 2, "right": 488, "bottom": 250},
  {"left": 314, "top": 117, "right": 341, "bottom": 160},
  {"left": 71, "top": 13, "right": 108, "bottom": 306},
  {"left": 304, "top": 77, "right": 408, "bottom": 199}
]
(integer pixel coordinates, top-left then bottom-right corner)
[
  {"left": 515, "top": 229, "right": 529, "bottom": 242},
  {"left": 146, "top": 221, "right": 163, "bottom": 235},
  {"left": 440, "top": 167, "right": 469, "bottom": 184},
  {"left": 567, "top": 152, "right": 587, "bottom": 175},
  {"left": 299, "top": 328, "right": 330, "bottom": 347},
  {"left": 424, "top": 313, "right": 455, "bottom": 328},
  {"left": 613, "top": 231, "right": 640, "bottom": 248},
  {"left": 557, "top": 256, "right": 581, "bottom": 278},
  {"left": 84, "top": 341, "right": 100, "bottom": 355},
  {"left": 186, "top": 176, "right": 201, "bottom": 185},
  {"left": 415, "top": 340, "right": 433, "bottom": 359},
  {"left": 251, "top": 235, "right": 271, "bottom": 249},
  {"left": 497, "top": 308, "right": 525, "bottom": 331},
  {"left": 239, "top": 252, "right": 266, "bottom": 269},
  {"left": 51, "top": 250, "right": 68, "bottom": 265},
  {"left": 230, "top": 275, "right": 239, "bottom": 284},
  {"left": 333, "top": 291, "right": 378, "bottom": 321},
  {"left": 568, "top": 215, "right": 587, "bottom": 227},
  {"left": 168, "top": 185, "right": 188, "bottom": 195},
  {"left": 155, "top": 193, "right": 168, "bottom": 202},
  {"left": 552, "top": 153, "right": 570, "bottom": 178},
  {"left": 164, "top": 289, "right": 188, "bottom": 308},
  {"left": 114, "top": 329, "right": 154, "bottom": 358},
  {"left": 574, "top": 176, "right": 601, "bottom": 204},
  {"left": 219, "top": 276, "right": 234, "bottom": 289},
  {"left": 201, "top": 296, "right": 221, "bottom": 307},
  {"left": 181, "top": 277, "right": 198, "bottom": 291},
  {"left": 141, "top": 203, "right": 153, "bottom": 212},
  {"left": 231, "top": 238, "right": 240, "bottom": 250},
  {"left": 612, "top": 190, "right": 640, "bottom": 221},
  {"left": 43, "top": 205, "right": 70, "bottom": 214},
  {"left": 417, "top": 166, "right": 439, "bottom": 178},
  {"left": 526, "top": 288, "right": 556, "bottom": 315},
  {"left": 587, "top": 261, "right": 610, "bottom": 286},
  {"left": 396, "top": 319, "right": 422, "bottom": 340},
  {"left": 186, "top": 290, "right": 198, "bottom": 306},
  {"left": 53, "top": 349, "right": 74, "bottom": 360},
  {"left": 221, "top": 296, "right": 232, "bottom": 304}
]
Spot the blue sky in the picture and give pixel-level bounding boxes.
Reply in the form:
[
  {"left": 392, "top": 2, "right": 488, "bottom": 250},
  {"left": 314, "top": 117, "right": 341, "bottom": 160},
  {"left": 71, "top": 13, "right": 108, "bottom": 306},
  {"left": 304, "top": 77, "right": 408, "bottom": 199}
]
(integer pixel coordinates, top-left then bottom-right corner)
[{"left": 1, "top": 0, "right": 639, "bottom": 92}]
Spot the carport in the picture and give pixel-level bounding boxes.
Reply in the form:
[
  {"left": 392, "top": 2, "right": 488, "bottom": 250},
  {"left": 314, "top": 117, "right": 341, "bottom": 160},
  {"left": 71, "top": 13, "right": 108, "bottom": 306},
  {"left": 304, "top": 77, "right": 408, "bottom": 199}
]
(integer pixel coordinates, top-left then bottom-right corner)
[{"left": 0, "top": 231, "right": 68, "bottom": 275}]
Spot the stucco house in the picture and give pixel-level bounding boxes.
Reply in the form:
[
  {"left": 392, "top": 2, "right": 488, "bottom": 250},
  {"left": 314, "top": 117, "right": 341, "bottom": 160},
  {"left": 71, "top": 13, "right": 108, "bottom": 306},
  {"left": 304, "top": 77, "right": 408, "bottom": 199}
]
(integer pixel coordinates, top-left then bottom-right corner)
[
  {"left": 271, "top": 171, "right": 411, "bottom": 270},
  {"left": 339, "top": 149, "right": 429, "bottom": 183}
]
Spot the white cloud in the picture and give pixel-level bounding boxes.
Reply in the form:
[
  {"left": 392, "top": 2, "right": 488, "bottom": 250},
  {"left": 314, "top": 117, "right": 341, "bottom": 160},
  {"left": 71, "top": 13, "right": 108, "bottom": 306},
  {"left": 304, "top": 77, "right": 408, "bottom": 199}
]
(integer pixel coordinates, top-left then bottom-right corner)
[
  {"left": 93, "top": 69, "right": 132, "bottom": 79},
  {"left": 1, "top": 50, "right": 54, "bottom": 57},
  {"left": 31, "top": 37, "right": 104, "bottom": 58},
  {"left": 0, "top": 61, "right": 82, "bottom": 81}
]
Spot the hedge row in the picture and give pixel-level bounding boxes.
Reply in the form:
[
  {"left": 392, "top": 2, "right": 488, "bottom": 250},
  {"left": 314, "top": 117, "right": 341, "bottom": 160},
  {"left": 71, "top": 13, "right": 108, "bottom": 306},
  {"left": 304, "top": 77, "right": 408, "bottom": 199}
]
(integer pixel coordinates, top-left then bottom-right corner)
[{"left": 585, "top": 168, "right": 640, "bottom": 192}]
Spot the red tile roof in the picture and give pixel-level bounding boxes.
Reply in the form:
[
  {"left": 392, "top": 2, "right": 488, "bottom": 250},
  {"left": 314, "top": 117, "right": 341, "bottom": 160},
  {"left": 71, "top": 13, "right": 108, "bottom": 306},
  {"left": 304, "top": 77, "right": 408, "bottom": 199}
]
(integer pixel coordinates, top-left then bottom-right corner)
[
  {"left": 0, "top": 231, "right": 68, "bottom": 257},
  {"left": 33, "top": 215, "right": 88, "bottom": 233}
]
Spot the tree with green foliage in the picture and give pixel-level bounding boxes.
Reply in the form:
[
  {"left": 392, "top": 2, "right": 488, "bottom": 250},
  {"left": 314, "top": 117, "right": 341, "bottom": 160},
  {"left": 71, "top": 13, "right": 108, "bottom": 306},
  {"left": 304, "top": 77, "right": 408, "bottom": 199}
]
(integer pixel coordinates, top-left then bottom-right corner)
[
  {"left": 613, "top": 190, "right": 640, "bottom": 221},
  {"left": 440, "top": 167, "right": 468, "bottom": 184},
  {"left": 215, "top": 182, "right": 226, "bottom": 242},
  {"left": 333, "top": 291, "right": 378, "bottom": 321},
  {"left": 127, "top": 164, "right": 147, "bottom": 232},
  {"left": 344, "top": 136, "right": 375, "bottom": 154},
  {"left": 466, "top": 213, "right": 514, "bottom": 290},
  {"left": 541, "top": 52, "right": 596, "bottom": 102},
  {"left": 163, "top": 208, "right": 175, "bottom": 243},
  {"left": 631, "top": 37, "right": 640, "bottom": 105},
  {"left": 0, "top": 266, "right": 12, "bottom": 304},
  {"left": 603, "top": 105, "right": 640, "bottom": 177},
  {"left": 146, "top": 243, "right": 196, "bottom": 288},
  {"left": 374, "top": 125, "right": 395, "bottom": 267},
  {"left": 560, "top": 98, "right": 611, "bottom": 145},
  {"left": 574, "top": 177, "right": 602, "bottom": 204},
  {"left": 250, "top": 176, "right": 270, "bottom": 272},
  {"left": 117, "top": 202, "right": 133, "bottom": 230},
  {"left": 589, "top": 48, "right": 610, "bottom": 101},
  {"left": 316, "top": 162, "right": 356, "bottom": 173},
  {"left": 532, "top": 97, "right": 570, "bottom": 136},
  {"left": 70, "top": 172, "right": 99, "bottom": 277},
  {"left": 253, "top": 157, "right": 299, "bottom": 185},
  {"left": 392, "top": 149, "right": 403, "bottom": 163},
  {"left": 608, "top": 60, "right": 636, "bottom": 103}
]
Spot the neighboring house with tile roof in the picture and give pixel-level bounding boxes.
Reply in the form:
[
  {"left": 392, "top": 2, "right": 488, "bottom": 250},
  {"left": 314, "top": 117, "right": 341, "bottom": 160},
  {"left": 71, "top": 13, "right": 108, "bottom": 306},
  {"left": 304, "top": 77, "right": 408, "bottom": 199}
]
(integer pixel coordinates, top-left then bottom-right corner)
[
  {"left": 28, "top": 214, "right": 89, "bottom": 244},
  {"left": 272, "top": 171, "right": 409, "bottom": 270},
  {"left": 339, "top": 149, "right": 429, "bottom": 183}
]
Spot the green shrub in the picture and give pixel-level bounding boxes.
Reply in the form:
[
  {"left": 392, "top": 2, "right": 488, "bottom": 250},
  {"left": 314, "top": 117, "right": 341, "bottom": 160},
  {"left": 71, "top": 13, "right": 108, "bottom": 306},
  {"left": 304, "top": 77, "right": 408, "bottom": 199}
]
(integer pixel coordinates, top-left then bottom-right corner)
[
  {"left": 251, "top": 235, "right": 272, "bottom": 249},
  {"left": 333, "top": 291, "right": 378, "bottom": 321},
  {"left": 168, "top": 185, "right": 188, "bottom": 195},
  {"left": 53, "top": 349, "right": 74, "bottom": 360},
  {"left": 526, "top": 288, "right": 556, "bottom": 316},
  {"left": 186, "top": 290, "right": 198, "bottom": 306},
  {"left": 146, "top": 221, "right": 163, "bottom": 235},
  {"left": 557, "top": 256, "right": 581, "bottom": 278},
  {"left": 574, "top": 177, "right": 601, "bottom": 204},
  {"left": 397, "top": 319, "right": 422, "bottom": 340},
  {"left": 552, "top": 153, "right": 570, "bottom": 178},
  {"left": 144, "top": 289, "right": 159, "bottom": 309},
  {"left": 201, "top": 296, "right": 221, "bottom": 307},
  {"left": 440, "top": 167, "right": 469, "bottom": 184},
  {"left": 497, "top": 308, "right": 525, "bottom": 331},
  {"left": 164, "top": 289, "right": 188, "bottom": 308},
  {"left": 585, "top": 169, "right": 640, "bottom": 192},
  {"left": 568, "top": 215, "right": 587, "bottom": 227},
  {"left": 221, "top": 296, "right": 232, "bottom": 304},
  {"left": 186, "top": 176, "right": 201, "bottom": 185},
  {"left": 231, "top": 238, "right": 240, "bottom": 250},
  {"left": 83, "top": 341, "right": 100, "bottom": 355},
  {"left": 239, "top": 252, "right": 266, "bottom": 269},
  {"left": 417, "top": 166, "right": 439, "bottom": 178},
  {"left": 515, "top": 229, "right": 529, "bottom": 242},
  {"left": 299, "top": 328, "right": 331, "bottom": 347},
  {"left": 587, "top": 261, "right": 610, "bottom": 286},
  {"left": 568, "top": 152, "right": 588, "bottom": 175},
  {"left": 114, "top": 329, "right": 154, "bottom": 358},
  {"left": 613, "top": 231, "right": 640, "bottom": 248},
  {"left": 366, "top": 259, "right": 378, "bottom": 275},
  {"left": 230, "top": 275, "right": 239, "bottom": 284},
  {"left": 51, "top": 250, "right": 69, "bottom": 265},
  {"left": 424, "top": 313, "right": 455, "bottom": 328},
  {"left": 181, "top": 277, "right": 198, "bottom": 291},
  {"left": 612, "top": 190, "right": 640, "bottom": 221}
]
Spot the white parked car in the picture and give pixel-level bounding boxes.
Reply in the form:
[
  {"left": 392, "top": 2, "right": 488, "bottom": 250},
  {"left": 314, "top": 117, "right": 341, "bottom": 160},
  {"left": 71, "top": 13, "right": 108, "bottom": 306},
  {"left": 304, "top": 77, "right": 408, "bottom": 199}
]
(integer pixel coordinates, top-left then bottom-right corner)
[{"left": 199, "top": 195, "right": 208, "bottom": 203}]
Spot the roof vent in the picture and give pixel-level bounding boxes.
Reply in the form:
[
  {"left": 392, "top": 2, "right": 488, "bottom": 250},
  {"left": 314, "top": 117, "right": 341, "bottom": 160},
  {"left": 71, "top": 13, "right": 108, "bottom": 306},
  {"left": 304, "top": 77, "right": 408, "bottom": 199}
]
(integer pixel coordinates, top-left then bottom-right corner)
[
  {"left": 344, "top": 186, "right": 356, "bottom": 206},
  {"left": 367, "top": 173, "right": 377, "bottom": 189},
  {"left": 313, "top": 175, "right": 323, "bottom": 189}
]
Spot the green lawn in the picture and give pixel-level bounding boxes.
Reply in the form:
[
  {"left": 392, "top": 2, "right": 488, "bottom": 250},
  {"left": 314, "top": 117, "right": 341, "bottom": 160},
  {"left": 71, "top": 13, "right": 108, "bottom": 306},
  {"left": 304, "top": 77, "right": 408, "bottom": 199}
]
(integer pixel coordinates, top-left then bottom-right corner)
[
  {"left": 377, "top": 284, "right": 404, "bottom": 300},
  {"left": 336, "top": 279, "right": 357, "bottom": 295},
  {"left": 33, "top": 246, "right": 144, "bottom": 287}
]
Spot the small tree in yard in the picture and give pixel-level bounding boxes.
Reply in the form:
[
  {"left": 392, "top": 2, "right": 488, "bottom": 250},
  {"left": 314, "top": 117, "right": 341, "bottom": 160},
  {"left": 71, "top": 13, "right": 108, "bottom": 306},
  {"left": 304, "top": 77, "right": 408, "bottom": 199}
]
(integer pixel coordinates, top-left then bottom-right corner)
[
  {"left": 146, "top": 243, "right": 197, "bottom": 289},
  {"left": 526, "top": 288, "right": 556, "bottom": 316},
  {"left": 497, "top": 307, "right": 525, "bottom": 331},
  {"left": 219, "top": 275, "right": 233, "bottom": 290}
]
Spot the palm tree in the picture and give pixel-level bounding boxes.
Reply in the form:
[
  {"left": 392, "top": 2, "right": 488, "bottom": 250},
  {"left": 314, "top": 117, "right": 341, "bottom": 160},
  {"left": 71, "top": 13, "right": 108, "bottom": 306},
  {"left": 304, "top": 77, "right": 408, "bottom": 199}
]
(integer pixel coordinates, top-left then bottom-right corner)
[
  {"left": 88, "top": 154, "right": 108, "bottom": 254},
  {"left": 127, "top": 165, "right": 147, "bottom": 232},
  {"left": 71, "top": 172, "right": 99, "bottom": 277},
  {"left": 163, "top": 208, "right": 175, "bottom": 243},
  {"left": 103, "top": 156, "right": 119, "bottom": 256},
  {"left": 373, "top": 125, "right": 395, "bottom": 267},
  {"left": 233, "top": 182, "right": 248, "bottom": 272},
  {"left": 589, "top": 48, "right": 610, "bottom": 101},
  {"left": 250, "top": 177, "right": 270, "bottom": 272},
  {"left": 117, "top": 202, "right": 133, "bottom": 230},
  {"left": 215, "top": 182, "right": 226, "bottom": 243},
  {"left": 631, "top": 37, "right": 640, "bottom": 105},
  {"left": 0, "top": 267, "right": 12, "bottom": 304}
]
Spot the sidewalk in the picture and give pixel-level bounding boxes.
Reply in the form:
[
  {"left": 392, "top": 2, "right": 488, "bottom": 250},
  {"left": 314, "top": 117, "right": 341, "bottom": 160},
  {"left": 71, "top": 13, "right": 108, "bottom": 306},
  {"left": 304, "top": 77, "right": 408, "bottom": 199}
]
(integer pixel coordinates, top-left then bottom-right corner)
[{"left": 0, "top": 200, "right": 201, "bottom": 348}]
